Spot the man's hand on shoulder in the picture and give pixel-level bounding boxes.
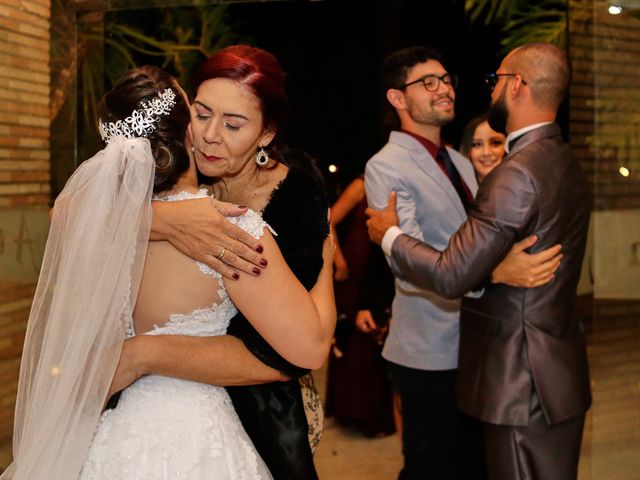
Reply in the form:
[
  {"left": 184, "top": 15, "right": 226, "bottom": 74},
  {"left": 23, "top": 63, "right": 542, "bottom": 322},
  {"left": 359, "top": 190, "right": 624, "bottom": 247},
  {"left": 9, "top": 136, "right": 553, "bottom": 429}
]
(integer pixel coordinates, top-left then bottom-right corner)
[{"left": 365, "top": 191, "right": 399, "bottom": 245}]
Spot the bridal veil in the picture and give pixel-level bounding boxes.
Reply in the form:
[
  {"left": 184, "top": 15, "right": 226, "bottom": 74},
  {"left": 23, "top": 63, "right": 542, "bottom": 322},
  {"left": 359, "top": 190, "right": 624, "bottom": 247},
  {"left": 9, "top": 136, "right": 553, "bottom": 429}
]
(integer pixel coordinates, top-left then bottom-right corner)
[{"left": 1, "top": 137, "right": 154, "bottom": 479}]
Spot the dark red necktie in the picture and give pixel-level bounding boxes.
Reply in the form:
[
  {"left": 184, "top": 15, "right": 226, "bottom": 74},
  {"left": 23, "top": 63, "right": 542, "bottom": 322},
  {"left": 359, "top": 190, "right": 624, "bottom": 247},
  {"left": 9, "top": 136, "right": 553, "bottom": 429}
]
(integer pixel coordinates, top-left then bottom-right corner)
[{"left": 436, "top": 147, "right": 473, "bottom": 212}]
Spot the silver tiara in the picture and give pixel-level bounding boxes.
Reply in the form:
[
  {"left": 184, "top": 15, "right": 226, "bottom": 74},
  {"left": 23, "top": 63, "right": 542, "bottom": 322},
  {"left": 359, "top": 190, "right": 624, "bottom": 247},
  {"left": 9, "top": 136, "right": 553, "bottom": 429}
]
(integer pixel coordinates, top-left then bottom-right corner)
[{"left": 98, "top": 88, "right": 177, "bottom": 144}]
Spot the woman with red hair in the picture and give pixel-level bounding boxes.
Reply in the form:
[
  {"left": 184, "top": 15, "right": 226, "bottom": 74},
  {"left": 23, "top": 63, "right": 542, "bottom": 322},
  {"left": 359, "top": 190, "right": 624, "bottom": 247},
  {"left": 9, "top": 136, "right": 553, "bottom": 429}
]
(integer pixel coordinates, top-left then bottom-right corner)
[
  {"left": 108, "top": 45, "right": 334, "bottom": 479},
  {"left": 4, "top": 51, "right": 335, "bottom": 478}
]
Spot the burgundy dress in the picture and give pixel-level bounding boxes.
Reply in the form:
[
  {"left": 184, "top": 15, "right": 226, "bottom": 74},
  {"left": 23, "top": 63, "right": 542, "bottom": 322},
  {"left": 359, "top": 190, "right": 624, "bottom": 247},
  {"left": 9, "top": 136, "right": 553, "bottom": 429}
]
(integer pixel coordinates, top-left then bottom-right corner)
[{"left": 325, "top": 195, "right": 396, "bottom": 436}]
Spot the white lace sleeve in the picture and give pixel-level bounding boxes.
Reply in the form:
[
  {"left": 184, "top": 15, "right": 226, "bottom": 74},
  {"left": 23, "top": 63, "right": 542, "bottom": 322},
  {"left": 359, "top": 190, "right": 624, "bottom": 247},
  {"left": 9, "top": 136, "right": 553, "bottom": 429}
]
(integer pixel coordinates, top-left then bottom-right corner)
[
  {"left": 194, "top": 210, "right": 275, "bottom": 278},
  {"left": 227, "top": 209, "right": 276, "bottom": 239}
]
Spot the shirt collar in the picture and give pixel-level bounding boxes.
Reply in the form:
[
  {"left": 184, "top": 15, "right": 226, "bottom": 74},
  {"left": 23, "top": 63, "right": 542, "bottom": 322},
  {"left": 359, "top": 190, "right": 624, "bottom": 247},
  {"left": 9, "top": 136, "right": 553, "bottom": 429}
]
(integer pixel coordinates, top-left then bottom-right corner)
[
  {"left": 505, "top": 121, "right": 554, "bottom": 154},
  {"left": 400, "top": 129, "right": 441, "bottom": 159}
]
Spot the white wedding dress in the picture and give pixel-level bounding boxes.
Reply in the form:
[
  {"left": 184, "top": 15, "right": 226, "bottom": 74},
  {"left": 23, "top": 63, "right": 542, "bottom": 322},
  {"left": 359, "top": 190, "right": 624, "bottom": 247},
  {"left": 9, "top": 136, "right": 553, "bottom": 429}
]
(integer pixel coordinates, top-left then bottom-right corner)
[{"left": 79, "top": 191, "right": 272, "bottom": 480}]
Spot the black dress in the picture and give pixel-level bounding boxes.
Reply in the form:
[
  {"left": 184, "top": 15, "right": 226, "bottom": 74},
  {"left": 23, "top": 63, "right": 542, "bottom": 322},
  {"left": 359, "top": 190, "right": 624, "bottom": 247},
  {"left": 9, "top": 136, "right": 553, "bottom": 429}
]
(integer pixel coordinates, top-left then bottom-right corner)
[
  {"left": 226, "top": 150, "right": 329, "bottom": 480},
  {"left": 325, "top": 196, "right": 396, "bottom": 437}
]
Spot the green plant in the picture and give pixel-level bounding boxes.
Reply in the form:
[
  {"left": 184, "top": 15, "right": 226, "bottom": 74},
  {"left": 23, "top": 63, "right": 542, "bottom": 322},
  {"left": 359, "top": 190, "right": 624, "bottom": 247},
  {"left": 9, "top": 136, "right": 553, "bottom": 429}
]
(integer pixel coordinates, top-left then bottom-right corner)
[
  {"left": 49, "top": 1, "right": 242, "bottom": 196},
  {"left": 104, "top": 6, "right": 239, "bottom": 90},
  {"left": 51, "top": 2, "right": 239, "bottom": 128},
  {"left": 465, "top": 0, "right": 568, "bottom": 52}
]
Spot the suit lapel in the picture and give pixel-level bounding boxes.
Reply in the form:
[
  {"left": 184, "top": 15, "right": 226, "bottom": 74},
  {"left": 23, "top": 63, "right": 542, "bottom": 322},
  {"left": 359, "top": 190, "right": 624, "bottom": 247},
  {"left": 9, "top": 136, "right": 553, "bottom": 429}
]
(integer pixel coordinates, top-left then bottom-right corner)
[
  {"left": 507, "top": 123, "right": 562, "bottom": 158},
  {"left": 389, "top": 132, "right": 467, "bottom": 219}
]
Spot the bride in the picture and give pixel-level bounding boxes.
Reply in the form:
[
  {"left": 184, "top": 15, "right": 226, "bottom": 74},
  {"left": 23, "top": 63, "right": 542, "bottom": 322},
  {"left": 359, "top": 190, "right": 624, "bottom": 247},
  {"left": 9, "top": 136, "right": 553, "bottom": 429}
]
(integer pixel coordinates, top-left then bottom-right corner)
[{"left": 2, "top": 65, "right": 334, "bottom": 479}]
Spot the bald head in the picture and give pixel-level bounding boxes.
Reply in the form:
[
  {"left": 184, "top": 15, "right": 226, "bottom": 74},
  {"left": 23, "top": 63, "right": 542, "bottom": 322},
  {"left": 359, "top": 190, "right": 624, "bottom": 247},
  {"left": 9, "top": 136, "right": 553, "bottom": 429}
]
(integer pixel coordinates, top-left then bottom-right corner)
[{"left": 504, "top": 43, "right": 570, "bottom": 111}]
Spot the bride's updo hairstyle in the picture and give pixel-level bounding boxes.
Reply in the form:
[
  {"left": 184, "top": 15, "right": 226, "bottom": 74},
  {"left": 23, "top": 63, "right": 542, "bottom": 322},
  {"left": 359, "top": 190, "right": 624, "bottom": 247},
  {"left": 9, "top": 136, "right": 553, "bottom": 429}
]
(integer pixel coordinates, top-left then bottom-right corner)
[
  {"left": 98, "top": 65, "right": 191, "bottom": 193},
  {"left": 192, "top": 45, "right": 288, "bottom": 163}
]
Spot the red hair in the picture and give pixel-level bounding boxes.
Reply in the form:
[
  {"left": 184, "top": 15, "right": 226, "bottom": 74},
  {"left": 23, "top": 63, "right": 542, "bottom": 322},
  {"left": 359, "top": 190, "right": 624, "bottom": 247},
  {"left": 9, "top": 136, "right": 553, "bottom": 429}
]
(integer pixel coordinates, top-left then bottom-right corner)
[{"left": 192, "top": 44, "right": 287, "bottom": 133}]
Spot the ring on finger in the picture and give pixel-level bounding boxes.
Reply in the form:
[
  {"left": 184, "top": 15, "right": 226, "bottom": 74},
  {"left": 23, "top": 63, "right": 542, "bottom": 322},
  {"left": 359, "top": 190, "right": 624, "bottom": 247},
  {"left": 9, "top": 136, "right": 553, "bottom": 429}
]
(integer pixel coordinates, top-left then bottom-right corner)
[{"left": 216, "top": 247, "right": 227, "bottom": 260}]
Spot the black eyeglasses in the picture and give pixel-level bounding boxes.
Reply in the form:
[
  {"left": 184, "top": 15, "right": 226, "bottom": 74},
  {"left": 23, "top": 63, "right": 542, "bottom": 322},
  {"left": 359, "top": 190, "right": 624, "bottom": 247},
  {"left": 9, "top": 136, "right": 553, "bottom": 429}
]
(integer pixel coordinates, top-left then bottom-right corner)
[
  {"left": 484, "top": 73, "right": 527, "bottom": 92},
  {"left": 398, "top": 73, "right": 458, "bottom": 92}
]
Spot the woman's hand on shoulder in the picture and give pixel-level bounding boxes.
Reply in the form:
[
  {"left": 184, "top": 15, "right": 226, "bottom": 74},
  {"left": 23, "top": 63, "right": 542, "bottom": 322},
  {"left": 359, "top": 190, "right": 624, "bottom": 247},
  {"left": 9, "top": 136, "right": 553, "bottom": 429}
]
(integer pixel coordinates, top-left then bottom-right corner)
[{"left": 151, "top": 197, "right": 268, "bottom": 279}]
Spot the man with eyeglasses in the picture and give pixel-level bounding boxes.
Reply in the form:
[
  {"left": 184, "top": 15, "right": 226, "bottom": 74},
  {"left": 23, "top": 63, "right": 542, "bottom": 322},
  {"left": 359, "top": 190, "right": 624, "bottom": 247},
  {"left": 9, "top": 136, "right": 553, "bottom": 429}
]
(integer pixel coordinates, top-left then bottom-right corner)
[
  {"left": 364, "top": 46, "right": 547, "bottom": 480},
  {"left": 367, "top": 43, "right": 590, "bottom": 480},
  {"left": 364, "top": 46, "right": 478, "bottom": 480}
]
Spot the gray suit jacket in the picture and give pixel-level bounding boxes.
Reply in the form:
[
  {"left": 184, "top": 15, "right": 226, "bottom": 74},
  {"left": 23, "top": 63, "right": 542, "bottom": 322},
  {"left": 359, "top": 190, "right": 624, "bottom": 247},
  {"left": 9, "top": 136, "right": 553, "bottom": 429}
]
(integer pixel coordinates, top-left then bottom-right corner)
[
  {"left": 390, "top": 123, "right": 591, "bottom": 425},
  {"left": 365, "top": 131, "right": 478, "bottom": 370}
]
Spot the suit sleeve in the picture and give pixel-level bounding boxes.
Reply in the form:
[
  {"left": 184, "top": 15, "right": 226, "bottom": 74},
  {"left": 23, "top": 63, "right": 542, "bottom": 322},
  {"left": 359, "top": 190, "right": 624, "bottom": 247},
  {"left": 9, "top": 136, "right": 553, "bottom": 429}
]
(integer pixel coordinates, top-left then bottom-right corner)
[
  {"left": 365, "top": 156, "right": 439, "bottom": 296},
  {"left": 390, "top": 162, "right": 537, "bottom": 298},
  {"left": 365, "top": 156, "right": 425, "bottom": 243}
]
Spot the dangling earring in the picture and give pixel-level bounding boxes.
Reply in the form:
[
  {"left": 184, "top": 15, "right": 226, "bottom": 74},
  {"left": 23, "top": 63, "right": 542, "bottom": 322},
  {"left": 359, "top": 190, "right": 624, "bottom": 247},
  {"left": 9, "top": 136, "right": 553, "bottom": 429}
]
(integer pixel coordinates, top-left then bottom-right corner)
[{"left": 255, "top": 147, "right": 270, "bottom": 167}]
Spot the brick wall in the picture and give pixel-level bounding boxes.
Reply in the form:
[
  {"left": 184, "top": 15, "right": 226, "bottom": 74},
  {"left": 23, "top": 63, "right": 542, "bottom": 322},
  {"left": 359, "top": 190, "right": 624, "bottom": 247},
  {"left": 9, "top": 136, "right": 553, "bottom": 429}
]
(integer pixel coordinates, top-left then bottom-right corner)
[
  {"left": 569, "top": 1, "right": 640, "bottom": 302},
  {"left": 0, "top": 0, "right": 50, "bottom": 447},
  {"left": 569, "top": 1, "right": 640, "bottom": 210}
]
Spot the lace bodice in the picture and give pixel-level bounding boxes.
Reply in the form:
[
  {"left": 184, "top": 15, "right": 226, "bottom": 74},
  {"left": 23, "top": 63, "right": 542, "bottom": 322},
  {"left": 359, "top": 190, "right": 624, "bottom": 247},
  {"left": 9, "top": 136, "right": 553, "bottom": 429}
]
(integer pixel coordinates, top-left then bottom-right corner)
[
  {"left": 129, "top": 189, "right": 271, "bottom": 338},
  {"left": 80, "top": 188, "right": 275, "bottom": 479}
]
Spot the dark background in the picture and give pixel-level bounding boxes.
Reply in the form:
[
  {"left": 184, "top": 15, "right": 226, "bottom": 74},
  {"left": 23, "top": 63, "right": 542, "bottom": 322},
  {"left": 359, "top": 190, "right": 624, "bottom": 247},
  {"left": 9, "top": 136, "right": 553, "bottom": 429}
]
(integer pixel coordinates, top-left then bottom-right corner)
[
  {"left": 222, "top": 0, "right": 502, "bottom": 195},
  {"left": 103, "top": 0, "right": 504, "bottom": 197}
]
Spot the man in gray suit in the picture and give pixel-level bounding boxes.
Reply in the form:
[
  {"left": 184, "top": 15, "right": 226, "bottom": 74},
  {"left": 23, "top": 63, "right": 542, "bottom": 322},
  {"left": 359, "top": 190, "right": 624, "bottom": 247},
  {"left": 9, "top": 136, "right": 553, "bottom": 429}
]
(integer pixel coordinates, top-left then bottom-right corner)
[
  {"left": 364, "top": 46, "right": 479, "bottom": 480},
  {"left": 364, "top": 46, "right": 557, "bottom": 480},
  {"left": 368, "top": 43, "right": 590, "bottom": 480}
]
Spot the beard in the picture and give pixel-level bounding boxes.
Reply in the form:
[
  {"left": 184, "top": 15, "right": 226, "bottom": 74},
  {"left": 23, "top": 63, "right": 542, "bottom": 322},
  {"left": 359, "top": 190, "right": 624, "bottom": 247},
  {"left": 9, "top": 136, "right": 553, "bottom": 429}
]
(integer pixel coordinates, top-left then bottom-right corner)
[
  {"left": 408, "top": 95, "right": 455, "bottom": 127},
  {"left": 430, "top": 110, "right": 455, "bottom": 127},
  {"left": 488, "top": 91, "right": 508, "bottom": 135}
]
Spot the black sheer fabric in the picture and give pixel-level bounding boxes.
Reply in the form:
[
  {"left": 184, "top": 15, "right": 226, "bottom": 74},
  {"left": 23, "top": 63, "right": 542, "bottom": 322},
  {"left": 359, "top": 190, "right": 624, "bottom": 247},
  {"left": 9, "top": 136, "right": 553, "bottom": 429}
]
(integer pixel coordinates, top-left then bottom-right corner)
[{"left": 226, "top": 149, "right": 330, "bottom": 479}]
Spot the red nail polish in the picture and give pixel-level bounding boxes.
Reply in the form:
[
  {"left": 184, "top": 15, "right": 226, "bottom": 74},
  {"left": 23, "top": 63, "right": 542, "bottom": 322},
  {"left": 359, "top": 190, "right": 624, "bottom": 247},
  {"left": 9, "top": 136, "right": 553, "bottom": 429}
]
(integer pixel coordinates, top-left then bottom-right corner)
[
  {"left": 232, "top": 273, "right": 240, "bottom": 280},
  {"left": 237, "top": 205, "right": 247, "bottom": 209},
  {"left": 256, "top": 245, "right": 264, "bottom": 253},
  {"left": 252, "top": 267, "right": 261, "bottom": 275},
  {"left": 260, "top": 258, "right": 268, "bottom": 266}
]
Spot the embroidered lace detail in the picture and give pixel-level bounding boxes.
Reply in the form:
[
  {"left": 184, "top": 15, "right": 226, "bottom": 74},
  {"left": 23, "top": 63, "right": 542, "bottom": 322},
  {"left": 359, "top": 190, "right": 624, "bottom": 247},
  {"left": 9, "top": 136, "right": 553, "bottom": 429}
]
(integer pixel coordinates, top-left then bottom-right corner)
[
  {"left": 196, "top": 210, "right": 274, "bottom": 277},
  {"left": 299, "top": 373, "right": 324, "bottom": 454},
  {"left": 154, "top": 190, "right": 275, "bottom": 278},
  {"left": 80, "top": 376, "right": 266, "bottom": 479},
  {"left": 148, "top": 299, "right": 237, "bottom": 337},
  {"left": 153, "top": 188, "right": 210, "bottom": 203},
  {"left": 197, "top": 262, "right": 217, "bottom": 276},
  {"left": 155, "top": 189, "right": 220, "bottom": 278},
  {"left": 227, "top": 210, "right": 277, "bottom": 239},
  {"left": 123, "top": 190, "right": 214, "bottom": 339},
  {"left": 80, "top": 188, "right": 274, "bottom": 479},
  {"left": 81, "top": 298, "right": 270, "bottom": 479}
]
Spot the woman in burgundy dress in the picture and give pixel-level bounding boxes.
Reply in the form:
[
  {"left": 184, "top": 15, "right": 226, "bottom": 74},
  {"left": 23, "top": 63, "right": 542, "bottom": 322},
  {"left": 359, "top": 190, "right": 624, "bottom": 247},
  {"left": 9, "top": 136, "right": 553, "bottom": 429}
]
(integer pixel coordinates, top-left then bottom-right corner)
[{"left": 325, "top": 175, "right": 396, "bottom": 437}]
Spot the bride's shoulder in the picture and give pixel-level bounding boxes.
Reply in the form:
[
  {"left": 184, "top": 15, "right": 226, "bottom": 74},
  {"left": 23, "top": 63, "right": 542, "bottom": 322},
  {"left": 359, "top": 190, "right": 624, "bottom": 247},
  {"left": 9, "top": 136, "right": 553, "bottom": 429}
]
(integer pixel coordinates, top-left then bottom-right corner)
[{"left": 226, "top": 209, "right": 276, "bottom": 239}]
